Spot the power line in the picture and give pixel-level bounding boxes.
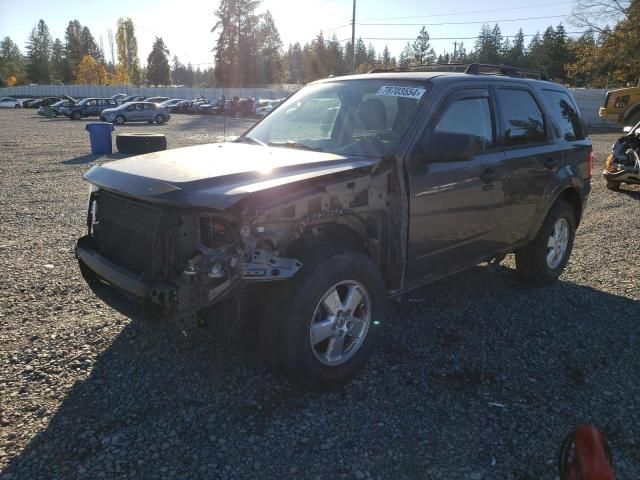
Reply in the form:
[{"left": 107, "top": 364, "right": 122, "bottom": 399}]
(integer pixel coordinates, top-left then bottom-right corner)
[
  {"left": 357, "top": 14, "right": 569, "bottom": 27},
  {"left": 358, "top": 1, "right": 576, "bottom": 21},
  {"left": 337, "top": 31, "right": 589, "bottom": 42}
]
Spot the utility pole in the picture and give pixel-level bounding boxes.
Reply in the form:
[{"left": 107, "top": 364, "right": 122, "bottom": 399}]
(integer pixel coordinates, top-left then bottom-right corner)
[
  {"left": 453, "top": 41, "right": 457, "bottom": 63},
  {"left": 351, "top": 0, "right": 356, "bottom": 72}
]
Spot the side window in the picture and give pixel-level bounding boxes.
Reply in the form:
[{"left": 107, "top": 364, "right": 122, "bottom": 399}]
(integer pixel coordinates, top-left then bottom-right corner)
[
  {"left": 86, "top": 100, "right": 96, "bottom": 106},
  {"left": 496, "top": 89, "right": 546, "bottom": 146},
  {"left": 430, "top": 96, "right": 495, "bottom": 152},
  {"left": 543, "top": 90, "right": 585, "bottom": 141}
]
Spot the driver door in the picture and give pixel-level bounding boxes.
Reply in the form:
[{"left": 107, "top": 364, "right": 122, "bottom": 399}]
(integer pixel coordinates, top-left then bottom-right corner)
[{"left": 406, "top": 87, "right": 507, "bottom": 282}]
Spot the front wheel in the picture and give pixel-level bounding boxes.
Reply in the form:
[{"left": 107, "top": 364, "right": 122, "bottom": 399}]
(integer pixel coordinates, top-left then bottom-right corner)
[
  {"left": 71, "top": 110, "right": 82, "bottom": 120},
  {"left": 515, "top": 199, "right": 576, "bottom": 286},
  {"left": 114, "top": 115, "right": 125, "bottom": 125},
  {"left": 260, "top": 250, "right": 386, "bottom": 390}
]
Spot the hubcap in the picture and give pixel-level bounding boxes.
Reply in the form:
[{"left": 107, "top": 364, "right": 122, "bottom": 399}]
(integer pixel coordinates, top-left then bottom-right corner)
[
  {"left": 309, "top": 280, "right": 371, "bottom": 366},
  {"left": 546, "top": 218, "right": 569, "bottom": 269}
]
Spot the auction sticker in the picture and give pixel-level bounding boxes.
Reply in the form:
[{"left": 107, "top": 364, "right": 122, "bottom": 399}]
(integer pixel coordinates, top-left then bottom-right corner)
[{"left": 376, "top": 85, "right": 426, "bottom": 99}]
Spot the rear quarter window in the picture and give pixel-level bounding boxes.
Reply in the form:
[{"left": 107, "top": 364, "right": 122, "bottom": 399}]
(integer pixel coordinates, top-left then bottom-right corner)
[
  {"left": 543, "top": 90, "right": 586, "bottom": 141},
  {"left": 496, "top": 88, "right": 547, "bottom": 147}
]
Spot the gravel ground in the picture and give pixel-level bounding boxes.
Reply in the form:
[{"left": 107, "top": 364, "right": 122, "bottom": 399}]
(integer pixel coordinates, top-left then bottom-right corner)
[{"left": 0, "top": 109, "right": 638, "bottom": 480}]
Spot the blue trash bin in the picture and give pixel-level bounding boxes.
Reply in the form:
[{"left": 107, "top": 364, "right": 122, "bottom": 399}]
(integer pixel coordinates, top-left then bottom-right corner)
[{"left": 85, "top": 122, "right": 114, "bottom": 154}]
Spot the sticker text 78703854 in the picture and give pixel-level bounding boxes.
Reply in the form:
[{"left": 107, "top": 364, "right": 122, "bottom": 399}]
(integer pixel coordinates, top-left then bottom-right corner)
[{"left": 376, "top": 86, "right": 426, "bottom": 99}]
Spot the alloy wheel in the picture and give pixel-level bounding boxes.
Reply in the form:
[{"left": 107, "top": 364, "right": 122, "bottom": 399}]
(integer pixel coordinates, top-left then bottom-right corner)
[{"left": 309, "top": 280, "right": 372, "bottom": 366}]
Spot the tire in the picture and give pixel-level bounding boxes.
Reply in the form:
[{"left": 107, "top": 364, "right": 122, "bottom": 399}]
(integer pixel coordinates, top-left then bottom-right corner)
[
  {"left": 114, "top": 115, "right": 125, "bottom": 125},
  {"left": 625, "top": 109, "right": 640, "bottom": 128},
  {"left": 52, "top": 111, "right": 57, "bottom": 117},
  {"left": 515, "top": 199, "right": 576, "bottom": 286},
  {"left": 116, "top": 133, "right": 167, "bottom": 155},
  {"left": 71, "top": 110, "right": 82, "bottom": 120},
  {"left": 606, "top": 180, "right": 621, "bottom": 191},
  {"left": 155, "top": 114, "right": 165, "bottom": 124},
  {"left": 260, "top": 249, "right": 386, "bottom": 390},
  {"left": 14, "top": 104, "right": 20, "bottom": 109}
]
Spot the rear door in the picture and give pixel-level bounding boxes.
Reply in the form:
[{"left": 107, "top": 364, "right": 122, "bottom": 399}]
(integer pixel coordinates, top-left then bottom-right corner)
[
  {"left": 407, "top": 86, "right": 507, "bottom": 281},
  {"left": 495, "top": 86, "right": 563, "bottom": 244}
]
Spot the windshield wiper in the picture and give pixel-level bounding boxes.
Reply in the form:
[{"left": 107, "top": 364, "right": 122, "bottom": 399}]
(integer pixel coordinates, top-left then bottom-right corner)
[
  {"left": 267, "top": 141, "right": 323, "bottom": 152},
  {"left": 235, "top": 136, "right": 267, "bottom": 146}
]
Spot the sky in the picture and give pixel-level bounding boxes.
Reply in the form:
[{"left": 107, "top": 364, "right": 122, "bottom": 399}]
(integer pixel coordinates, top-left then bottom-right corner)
[{"left": 0, "top": 0, "right": 580, "bottom": 67}]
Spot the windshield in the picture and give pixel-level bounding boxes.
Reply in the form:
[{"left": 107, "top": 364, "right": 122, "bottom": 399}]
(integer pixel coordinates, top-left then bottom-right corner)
[{"left": 245, "top": 79, "right": 428, "bottom": 157}]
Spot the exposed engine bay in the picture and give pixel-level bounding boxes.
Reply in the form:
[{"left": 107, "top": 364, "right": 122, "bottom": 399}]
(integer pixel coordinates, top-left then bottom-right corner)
[{"left": 604, "top": 124, "right": 640, "bottom": 187}]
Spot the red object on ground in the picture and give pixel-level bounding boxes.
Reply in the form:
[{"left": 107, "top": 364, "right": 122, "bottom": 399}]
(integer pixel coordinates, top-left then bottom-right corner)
[{"left": 562, "top": 426, "right": 615, "bottom": 480}]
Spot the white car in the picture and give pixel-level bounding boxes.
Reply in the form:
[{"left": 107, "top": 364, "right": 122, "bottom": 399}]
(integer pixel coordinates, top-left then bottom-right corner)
[{"left": 0, "top": 97, "right": 22, "bottom": 108}]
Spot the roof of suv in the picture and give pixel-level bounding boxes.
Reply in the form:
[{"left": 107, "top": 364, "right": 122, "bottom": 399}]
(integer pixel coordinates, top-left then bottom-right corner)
[{"left": 311, "top": 63, "right": 560, "bottom": 89}]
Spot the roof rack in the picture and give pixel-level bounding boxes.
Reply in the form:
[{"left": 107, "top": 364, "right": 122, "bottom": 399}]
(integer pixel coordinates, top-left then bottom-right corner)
[{"left": 367, "top": 63, "right": 549, "bottom": 80}]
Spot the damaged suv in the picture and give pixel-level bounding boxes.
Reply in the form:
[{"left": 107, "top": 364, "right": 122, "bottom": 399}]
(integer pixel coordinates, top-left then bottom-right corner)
[
  {"left": 76, "top": 64, "right": 593, "bottom": 390},
  {"left": 603, "top": 121, "right": 640, "bottom": 190}
]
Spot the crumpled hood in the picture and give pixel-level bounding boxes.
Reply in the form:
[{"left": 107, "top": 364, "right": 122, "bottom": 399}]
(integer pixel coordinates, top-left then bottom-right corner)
[
  {"left": 84, "top": 142, "right": 377, "bottom": 210},
  {"left": 101, "top": 107, "right": 118, "bottom": 115}
]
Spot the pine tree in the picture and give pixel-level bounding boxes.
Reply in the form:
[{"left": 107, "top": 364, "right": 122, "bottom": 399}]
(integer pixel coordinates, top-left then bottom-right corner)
[
  {"left": 256, "top": 10, "right": 284, "bottom": 83},
  {"left": 64, "top": 20, "right": 83, "bottom": 82},
  {"left": 50, "top": 39, "right": 65, "bottom": 83},
  {"left": 212, "top": 0, "right": 262, "bottom": 86},
  {"left": 146, "top": 37, "right": 171, "bottom": 85},
  {"left": 26, "top": 20, "right": 52, "bottom": 83},
  {"left": 412, "top": 27, "right": 436, "bottom": 66},
  {"left": 80, "top": 26, "right": 103, "bottom": 63},
  {"left": 398, "top": 42, "right": 413, "bottom": 68},
  {"left": 0, "top": 37, "right": 27, "bottom": 86},
  {"left": 504, "top": 29, "right": 527, "bottom": 67},
  {"left": 354, "top": 37, "right": 367, "bottom": 69},
  {"left": 381, "top": 45, "right": 391, "bottom": 68}
]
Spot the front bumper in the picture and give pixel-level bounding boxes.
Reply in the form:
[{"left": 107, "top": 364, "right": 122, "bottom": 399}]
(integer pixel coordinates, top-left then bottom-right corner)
[
  {"left": 76, "top": 235, "right": 176, "bottom": 301},
  {"left": 602, "top": 168, "right": 640, "bottom": 184}
]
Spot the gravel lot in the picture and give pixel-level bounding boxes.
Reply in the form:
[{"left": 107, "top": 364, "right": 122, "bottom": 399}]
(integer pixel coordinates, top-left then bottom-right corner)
[{"left": 1, "top": 109, "right": 638, "bottom": 480}]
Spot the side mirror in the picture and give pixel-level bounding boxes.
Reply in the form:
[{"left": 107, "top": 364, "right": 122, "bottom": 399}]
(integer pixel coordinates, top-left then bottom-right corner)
[{"left": 418, "top": 131, "right": 479, "bottom": 164}]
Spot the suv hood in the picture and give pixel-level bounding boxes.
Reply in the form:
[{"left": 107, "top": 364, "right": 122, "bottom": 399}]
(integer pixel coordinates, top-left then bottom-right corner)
[{"left": 84, "top": 142, "right": 377, "bottom": 210}]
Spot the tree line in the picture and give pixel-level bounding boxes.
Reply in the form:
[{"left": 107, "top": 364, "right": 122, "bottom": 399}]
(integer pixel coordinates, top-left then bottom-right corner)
[{"left": 1, "top": 0, "right": 637, "bottom": 88}]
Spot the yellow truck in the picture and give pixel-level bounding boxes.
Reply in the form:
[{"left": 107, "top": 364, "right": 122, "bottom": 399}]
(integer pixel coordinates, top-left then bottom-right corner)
[{"left": 599, "top": 86, "right": 640, "bottom": 126}]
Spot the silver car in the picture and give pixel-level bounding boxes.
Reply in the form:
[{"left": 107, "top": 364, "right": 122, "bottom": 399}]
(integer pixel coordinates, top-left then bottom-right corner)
[{"left": 100, "top": 101, "right": 171, "bottom": 125}]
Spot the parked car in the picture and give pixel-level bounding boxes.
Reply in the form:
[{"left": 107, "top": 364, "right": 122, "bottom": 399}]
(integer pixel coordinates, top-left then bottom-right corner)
[
  {"left": 255, "top": 99, "right": 279, "bottom": 118},
  {"left": 144, "top": 96, "right": 170, "bottom": 105},
  {"left": 0, "top": 97, "right": 22, "bottom": 108},
  {"left": 159, "top": 99, "right": 185, "bottom": 108},
  {"left": 111, "top": 93, "right": 128, "bottom": 104},
  {"left": 603, "top": 120, "right": 640, "bottom": 190},
  {"left": 166, "top": 100, "right": 192, "bottom": 114},
  {"left": 100, "top": 101, "right": 171, "bottom": 124},
  {"left": 121, "top": 95, "right": 146, "bottom": 103},
  {"left": 599, "top": 86, "right": 640, "bottom": 127},
  {"left": 29, "top": 97, "right": 62, "bottom": 108},
  {"left": 20, "top": 98, "right": 37, "bottom": 108},
  {"left": 37, "top": 99, "right": 75, "bottom": 117},
  {"left": 76, "top": 63, "right": 593, "bottom": 390},
  {"left": 61, "top": 98, "right": 117, "bottom": 119}
]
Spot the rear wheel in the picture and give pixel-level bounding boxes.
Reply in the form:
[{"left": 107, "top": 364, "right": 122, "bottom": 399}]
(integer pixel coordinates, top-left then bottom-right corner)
[
  {"left": 115, "top": 115, "right": 125, "bottom": 125},
  {"left": 71, "top": 110, "right": 82, "bottom": 120},
  {"left": 260, "top": 249, "right": 385, "bottom": 390},
  {"left": 155, "top": 114, "right": 165, "bottom": 124},
  {"left": 14, "top": 104, "right": 20, "bottom": 109},
  {"left": 515, "top": 199, "right": 576, "bottom": 286}
]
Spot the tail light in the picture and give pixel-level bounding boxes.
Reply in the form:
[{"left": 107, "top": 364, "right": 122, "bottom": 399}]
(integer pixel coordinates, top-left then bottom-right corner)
[{"left": 588, "top": 147, "right": 594, "bottom": 178}]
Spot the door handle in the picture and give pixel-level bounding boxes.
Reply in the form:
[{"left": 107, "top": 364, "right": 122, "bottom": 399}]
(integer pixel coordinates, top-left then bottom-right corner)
[
  {"left": 544, "top": 158, "right": 558, "bottom": 170},
  {"left": 480, "top": 168, "right": 499, "bottom": 183}
]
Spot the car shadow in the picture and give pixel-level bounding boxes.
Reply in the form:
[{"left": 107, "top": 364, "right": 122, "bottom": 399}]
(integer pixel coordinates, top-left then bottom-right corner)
[
  {"left": 617, "top": 185, "right": 640, "bottom": 200},
  {"left": 3, "top": 265, "right": 639, "bottom": 478},
  {"left": 61, "top": 153, "right": 127, "bottom": 165}
]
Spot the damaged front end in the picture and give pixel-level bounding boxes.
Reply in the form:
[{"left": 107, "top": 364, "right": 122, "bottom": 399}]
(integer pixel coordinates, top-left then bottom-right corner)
[
  {"left": 603, "top": 127, "right": 640, "bottom": 186},
  {"left": 76, "top": 188, "right": 302, "bottom": 329}
]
